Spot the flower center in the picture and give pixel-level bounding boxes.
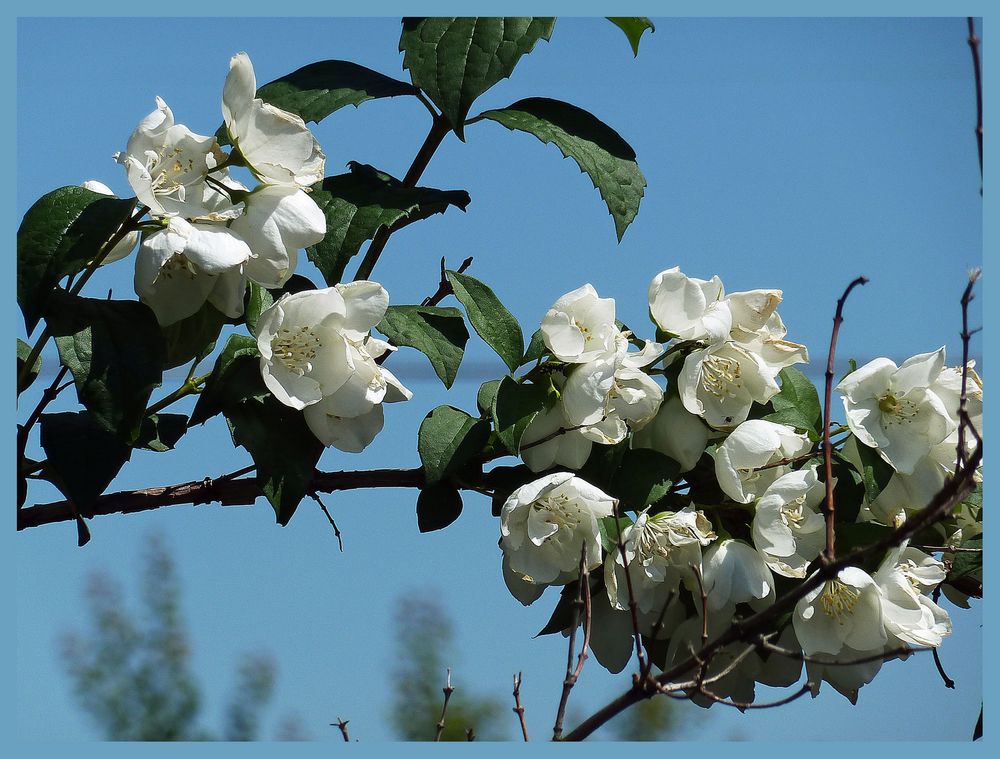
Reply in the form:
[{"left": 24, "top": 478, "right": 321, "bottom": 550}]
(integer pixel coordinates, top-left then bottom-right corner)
[
  {"left": 877, "top": 393, "right": 919, "bottom": 424},
  {"left": 701, "top": 354, "right": 742, "bottom": 399},
  {"left": 819, "top": 579, "right": 860, "bottom": 623},
  {"left": 534, "top": 493, "right": 580, "bottom": 534},
  {"left": 144, "top": 147, "right": 198, "bottom": 199},
  {"left": 782, "top": 494, "right": 808, "bottom": 526},
  {"left": 272, "top": 326, "right": 321, "bottom": 376},
  {"left": 158, "top": 253, "right": 199, "bottom": 281}
]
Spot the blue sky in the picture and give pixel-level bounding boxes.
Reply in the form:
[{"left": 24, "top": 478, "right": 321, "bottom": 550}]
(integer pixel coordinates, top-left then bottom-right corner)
[{"left": 13, "top": 13, "right": 984, "bottom": 748}]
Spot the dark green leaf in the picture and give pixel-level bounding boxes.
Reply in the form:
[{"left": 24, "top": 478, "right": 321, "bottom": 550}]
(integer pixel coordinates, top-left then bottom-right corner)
[
  {"left": 853, "top": 440, "right": 895, "bottom": 505},
  {"left": 399, "top": 17, "right": 556, "bottom": 138},
  {"left": 520, "top": 329, "right": 548, "bottom": 366},
  {"left": 307, "top": 162, "right": 471, "bottom": 286},
  {"left": 578, "top": 440, "right": 628, "bottom": 491},
  {"left": 835, "top": 522, "right": 892, "bottom": 556},
  {"left": 477, "top": 379, "right": 502, "bottom": 415},
  {"left": 947, "top": 536, "right": 983, "bottom": 582},
  {"left": 17, "top": 338, "right": 41, "bottom": 394},
  {"left": 377, "top": 305, "right": 469, "bottom": 388},
  {"left": 606, "top": 17, "right": 655, "bottom": 56},
  {"left": 40, "top": 411, "right": 132, "bottom": 511},
  {"left": 189, "top": 335, "right": 265, "bottom": 426},
  {"left": 536, "top": 581, "right": 581, "bottom": 636},
  {"left": 418, "top": 405, "right": 491, "bottom": 484},
  {"left": 490, "top": 377, "right": 551, "bottom": 455},
  {"left": 225, "top": 396, "right": 323, "bottom": 526},
  {"left": 599, "top": 515, "right": 634, "bottom": 553},
  {"left": 17, "top": 187, "right": 137, "bottom": 331},
  {"left": 48, "top": 292, "right": 165, "bottom": 442},
  {"left": 764, "top": 367, "right": 823, "bottom": 438},
  {"left": 135, "top": 414, "right": 188, "bottom": 452},
  {"left": 474, "top": 97, "right": 646, "bottom": 241},
  {"left": 830, "top": 452, "right": 865, "bottom": 525},
  {"left": 256, "top": 59, "right": 419, "bottom": 124},
  {"left": 160, "top": 301, "right": 229, "bottom": 370},
  {"left": 416, "top": 481, "right": 464, "bottom": 532},
  {"left": 610, "top": 448, "right": 679, "bottom": 511},
  {"left": 446, "top": 270, "right": 524, "bottom": 372}
]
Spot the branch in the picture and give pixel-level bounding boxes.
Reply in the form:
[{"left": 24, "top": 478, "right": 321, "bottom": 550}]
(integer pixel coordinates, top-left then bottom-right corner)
[
  {"left": 512, "top": 673, "right": 529, "bottom": 742},
  {"left": 967, "top": 18, "right": 983, "bottom": 184},
  {"left": 552, "top": 544, "right": 592, "bottom": 741},
  {"left": 434, "top": 669, "right": 455, "bottom": 742},
  {"left": 822, "top": 275, "right": 868, "bottom": 564}
]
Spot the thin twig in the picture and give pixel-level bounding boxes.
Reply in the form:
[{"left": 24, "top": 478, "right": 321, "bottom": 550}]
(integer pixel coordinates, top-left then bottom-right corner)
[
  {"left": 421, "top": 256, "right": 475, "bottom": 307},
  {"left": 967, "top": 18, "right": 983, "bottom": 184},
  {"left": 822, "top": 276, "right": 868, "bottom": 564},
  {"left": 611, "top": 502, "right": 648, "bottom": 678},
  {"left": 332, "top": 718, "right": 350, "bottom": 742},
  {"left": 553, "top": 544, "right": 592, "bottom": 741},
  {"left": 696, "top": 682, "right": 812, "bottom": 711},
  {"left": 955, "top": 269, "right": 981, "bottom": 474},
  {"left": 311, "top": 493, "right": 344, "bottom": 552},
  {"left": 512, "top": 673, "right": 529, "bottom": 742},
  {"left": 434, "top": 669, "right": 455, "bottom": 742}
]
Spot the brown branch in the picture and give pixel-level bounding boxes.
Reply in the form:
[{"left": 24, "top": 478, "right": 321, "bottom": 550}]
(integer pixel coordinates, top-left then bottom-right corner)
[
  {"left": 332, "top": 718, "right": 350, "bottom": 742},
  {"left": 955, "top": 269, "right": 981, "bottom": 474},
  {"left": 757, "top": 638, "right": 928, "bottom": 667},
  {"left": 553, "top": 544, "right": 592, "bottom": 741},
  {"left": 610, "top": 502, "right": 648, "bottom": 678},
  {"left": 421, "top": 256, "right": 475, "bottom": 307},
  {"left": 512, "top": 672, "right": 529, "bottom": 741},
  {"left": 967, "top": 18, "right": 983, "bottom": 184},
  {"left": 822, "top": 276, "right": 868, "bottom": 564},
  {"left": 434, "top": 669, "right": 455, "bottom": 742},
  {"left": 311, "top": 493, "right": 344, "bottom": 552},
  {"left": 696, "top": 682, "right": 812, "bottom": 711}
]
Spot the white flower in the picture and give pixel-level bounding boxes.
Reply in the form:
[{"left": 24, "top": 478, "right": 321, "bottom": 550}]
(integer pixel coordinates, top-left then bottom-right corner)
[
  {"left": 929, "top": 362, "right": 983, "bottom": 469},
  {"left": 751, "top": 466, "right": 827, "bottom": 578},
  {"left": 648, "top": 267, "right": 731, "bottom": 343},
  {"left": 702, "top": 539, "right": 775, "bottom": 612},
  {"left": 836, "top": 348, "right": 955, "bottom": 475},
  {"left": 80, "top": 181, "right": 140, "bottom": 264},
  {"left": 539, "top": 284, "right": 619, "bottom": 363},
  {"left": 793, "top": 567, "right": 887, "bottom": 656},
  {"left": 868, "top": 455, "right": 946, "bottom": 527},
  {"left": 804, "top": 645, "right": 885, "bottom": 704},
  {"left": 604, "top": 508, "right": 715, "bottom": 615},
  {"left": 519, "top": 377, "right": 593, "bottom": 473},
  {"left": 632, "top": 395, "right": 712, "bottom": 472},
  {"left": 223, "top": 52, "right": 325, "bottom": 188},
  {"left": 714, "top": 419, "right": 811, "bottom": 504},
  {"left": 874, "top": 544, "right": 951, "bottom": 648},
  {"left": 116, "top": 96, "right": 223, "bottom": 218},
  {"left": 500, "top": 472, "right": 615, "bottom": 586},
  {"left": 302, "top": 401, "right": 385, "bottom": 453},
  {"left": 134, "top": 217, "right": 250, "bottom": 326},
  {"left": 230, "top": 184, "right": 326, "bottom": 288},
  {"left": 678, "top": 340, "right": 780, "bottom": 429}
]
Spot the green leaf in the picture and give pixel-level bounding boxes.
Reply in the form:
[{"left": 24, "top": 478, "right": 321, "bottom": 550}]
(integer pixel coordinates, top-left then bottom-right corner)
[
  {"left": 835, "top": 522, "right": 892, "bottom": 556},
  {"left": 477, "top": 379, "right": 502, "bottom": 415},
  {"left": 307, "top": 162, "right": 471, "bottom": 286},
  {"left": 764, "top": 367, "right": 823, "bottom": 438},
  {"left": 17, "top": 338, "right": 41, "bottom": 394},
  {"left": 610, "top": 448, "right": 679, "bottom": 511},
  {"left": 256, "top": 59, "right": 419, "bottom": 124},
  {"left": 189, "top": 335, "right": 265, "bottom": 426},
  {"left": 17, "top": 187, "right": 137, "bottom": 331},
  {"left": 225, "top": 396, "right": 323, "bottom": 526},
  {"left": 490, "top": 377, "right": 551, "bottom": 455},
  {"left": 537, "top": 582, "right": 581, "bottom": 636},
  {"left": 599, "top": 515, "right": 634, "bottom": 553},
  {"left": 948, "top": 536, "right": 983, "bottom": 582},
  {"left": 418, "top": 405, "right": 491, "bottom": 485},
  {"left": 446, "top": 270, "right": 524, "bottom": 372},
  {"left": 416, "top": 481, "right": 464, "bottom": 532},
  {"left": 40, "top": 411, "right": 132, "bottom": 511},
  {"left": 48, "top": 292, "right": 165, "bottom": 442},
  {"left": 244, "top": 274, "right": 317, "bottom": 336},
  {"left": 135, "top": 413, "right": 188, "bottom": 453},
  {"left": 578, "top": 440, "right": 628, "bottom": 491},
  {"left": 520, "top": 329, "right": 548, "bottom": 366},
  {"left": 474, "top": 97, "right": 646, "bottom": 241},
  {"left": 606, "top": 17, "right": 656, "bottom": 56},
  {"left": 377, "top": 305, "right": 469, "bottom": 388},
  {"left": 160, "top": 301, "right": 229, "bottom": 370},
  {"left": 831, "top": 453, "right": 865, "bottom": 525},
  {"left": 399, "top": 17, "right": 556, "bottom": 138},
  {"left": 853, "top": 440, "right": 895, "bottom": 505}
]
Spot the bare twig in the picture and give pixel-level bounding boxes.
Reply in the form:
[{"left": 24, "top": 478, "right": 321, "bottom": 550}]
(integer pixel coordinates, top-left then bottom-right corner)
[
  {"left": 822, "top": 276, "right": 868, "bottom": 564},
  {"left": 332, "top": 718, "right": 350, "bottom": 742},
  {"left": 512, "top": 672, "right": 529, "bottom": 741},
  {"left": 967, "top": 18, "right": 983, "bottom": 184},
  {"left": 434, "top": 669, "right": 455, "bottom": 742},
  {"left": 553, "top": 544, "right": 592, "bottom": 741},
  {"left": 421, "top": 256, "right": 475, "bottom": 307},
  {"left": 696, "top": 682, "right": 812, "bottom": 711},
  {"left": 610, "top": 502, "right": 648, "bottom": 679},
  {"left": 955, "top": 269, "right": 981, "bottom": 474},
  {"left": 311, "top": 493, "right": 344, "bottom": 552}
]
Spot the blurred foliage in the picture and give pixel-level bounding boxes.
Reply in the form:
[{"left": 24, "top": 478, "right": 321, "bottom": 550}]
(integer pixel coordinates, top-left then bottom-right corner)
[{"left": 59, "top": 534, "right": 304, "bottom": 741}]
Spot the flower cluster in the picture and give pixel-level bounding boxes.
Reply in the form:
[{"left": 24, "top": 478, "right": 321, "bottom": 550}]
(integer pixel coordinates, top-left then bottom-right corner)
[
  {"left": 110, "top": 52, "right": 326, "bottom": 326},
  {"left": 496, "top": 267, "right": 977, "bottom": 704}
]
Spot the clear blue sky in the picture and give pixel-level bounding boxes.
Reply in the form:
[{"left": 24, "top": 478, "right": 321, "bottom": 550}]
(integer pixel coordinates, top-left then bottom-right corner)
[{"left": 14, "top": 14, "right": 983, "bottom": 746}]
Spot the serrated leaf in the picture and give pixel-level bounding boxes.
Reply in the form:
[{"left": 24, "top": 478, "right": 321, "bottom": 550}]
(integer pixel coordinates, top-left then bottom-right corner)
[
  {"left": 225, "top": 396, "right": 323, "bottom": 526},
  {"left": 491, "top": 377, "right": 551, "bottom": 455},
  {"left": 520, "top": 329, "right": 548, "bottom": 366},
  {"left": 160, "top": 301, "right": 229, "bottom": 370},
  {"left": 853, "top": 440, "right": 895, "bottom": 505},
  {"left": 418, "top": 405, "right": 491, "bottom": 484},
  {"left": 446, "top": 270, "right": 524, "bottom": 372},
  {"left": 606, "top": 17, "right": 655, "bottom": 56},
  {"left": 48, "top": 292, "right": 165, "bottom": 442},
  {"left": 377, "top": 305, "right": 469, "bottom": 388},
  {"left": 610, "top": 448, "right": 679, "bottom": 511},
  {"left": 764, "top": 367, "right": 823, "bottom": 438},
  {"left": 416, "top": 481, "right": 464, "bottom": 532},
  {"left": 307, "top": 162, "right": 471, "bottom": 285},
  {"left": 400, "top": 17, "right": 556, "bottom": 138},
  {"left": 17, "top": 338, "right": 41, "bottom": 394},
  {"left": 189, "top": 335, "right": 265, "bottom": 426},
  {"left": 256, "top": 59, "right": 419, "bottom": 124},
  {"left": 40, "top": 411, "right": 132, "bottom": 511},
  {"left": 474, "top": 97, "right": 646, "bottom": 241},
  {"left": 17, "top": 187, "right": 137, "bottom": 331},
  {"left": 135, "top": 413, "right": 188, "bottom": 453}
]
